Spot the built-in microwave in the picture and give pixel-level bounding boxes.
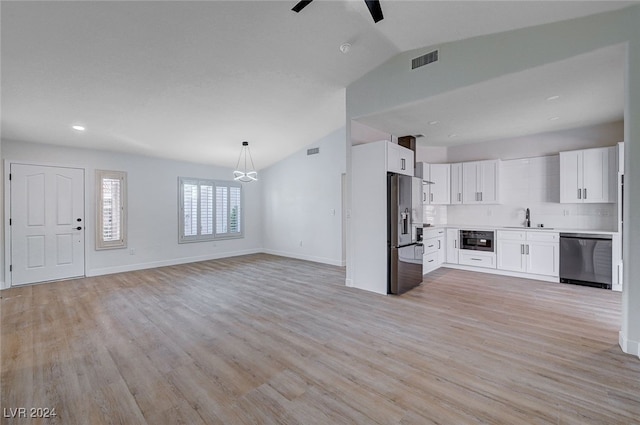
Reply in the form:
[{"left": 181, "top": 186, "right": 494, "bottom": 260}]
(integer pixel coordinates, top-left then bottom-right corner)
[{"left": 460, "top": 230, "right": 495, "bottom": 252}]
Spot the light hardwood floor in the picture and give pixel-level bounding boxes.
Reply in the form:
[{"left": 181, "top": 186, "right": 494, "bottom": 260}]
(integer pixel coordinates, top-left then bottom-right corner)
[{"left": 1, "top": 254, "right": 639, "bottom": 424}]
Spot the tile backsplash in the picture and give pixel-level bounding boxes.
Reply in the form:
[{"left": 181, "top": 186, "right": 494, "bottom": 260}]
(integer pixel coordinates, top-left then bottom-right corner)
[{"left": 430, "top": 155, "right": 618, "bottom": 231}]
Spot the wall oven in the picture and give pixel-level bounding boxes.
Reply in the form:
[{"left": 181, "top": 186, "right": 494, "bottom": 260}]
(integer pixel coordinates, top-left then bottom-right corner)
[{"left": 460, "top": 230, "right": 495, "bottom": 252}]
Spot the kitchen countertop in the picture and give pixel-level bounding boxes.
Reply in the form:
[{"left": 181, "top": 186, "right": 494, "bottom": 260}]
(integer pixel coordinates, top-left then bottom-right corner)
[{"left": 424, "top": 224, "right": 619, "bottom": 236}]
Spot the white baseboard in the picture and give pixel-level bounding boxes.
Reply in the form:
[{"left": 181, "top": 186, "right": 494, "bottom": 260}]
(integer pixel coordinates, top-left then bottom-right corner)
[
  {"left": 261, "top": 249, "right": 345, "bottom": 267},
  {"left": 619, "top": 331, "right": 640, "bottom": 358},
  {"left": 441, "top": 263, "right": 558, "bottom": 283},
  {"left": 345, "top": 278, "right": 353, "bottom": 287},
  {"left": 86, "top": 248, "right": 262, "bottom": 277},
  {"left": 0, "top": 280, "right": 7, "bottom": 291}
]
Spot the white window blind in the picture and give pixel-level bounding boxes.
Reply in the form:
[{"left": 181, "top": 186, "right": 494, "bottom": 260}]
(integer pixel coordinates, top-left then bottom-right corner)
[
  {"left": 96, "top": 170, "right": 127, "bottom": 250},
  {"left": 216, "top": 186, "right": 228, "bottom": 234},
  {"left": 183, "top": 183, "right": 198, "bottom": 237},
  {"left": 179, "top": 178, "right": 243, "bottom": 243},
  {"left": 230, "top": 186, "right": 241, "bottom": 234}
]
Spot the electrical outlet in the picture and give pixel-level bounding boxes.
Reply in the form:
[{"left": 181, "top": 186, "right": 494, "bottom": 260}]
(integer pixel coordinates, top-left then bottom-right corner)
[{"left": 129, "top": 248, "right": 136, "bottom": 255}]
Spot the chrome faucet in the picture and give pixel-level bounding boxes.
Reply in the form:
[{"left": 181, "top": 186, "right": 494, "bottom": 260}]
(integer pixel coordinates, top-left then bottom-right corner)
[{"left": 525, "top": 208, "right": 531, "bottom": 228}]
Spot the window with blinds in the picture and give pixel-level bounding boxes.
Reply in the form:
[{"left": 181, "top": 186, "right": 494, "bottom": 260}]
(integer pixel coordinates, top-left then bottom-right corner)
[
  {"left": 179, "top": 177, "right": 243, "bottom": 242},
  {"left": 96, "top": 170, "right": 127, "bottom": 250}
]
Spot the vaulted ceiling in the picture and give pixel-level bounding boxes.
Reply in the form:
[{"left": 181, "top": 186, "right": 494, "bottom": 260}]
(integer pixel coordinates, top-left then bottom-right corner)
[{"left": 1, "top": 1, "right": 634, "bottom": 169}]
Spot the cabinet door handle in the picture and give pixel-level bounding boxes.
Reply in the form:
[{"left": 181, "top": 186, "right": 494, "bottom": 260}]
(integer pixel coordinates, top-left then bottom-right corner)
[
  {"left": 578, "top": 188, "right": 582, "bottom": 199},
  {"left": 584, "top": 188, "right": 587, "bottom": 199},
  {"left": 423, "top": 192, "right": 426, "bottom": 202},
  {"left": 430, "top": 193, "right": 433, "bottom": 202},
  {"left": 480, "top": 192, "right": 483, "bottom": 202},
  {"left": 458, "top": 193, "right": 461, "bottom": 202},
  {"left": 401, "top": 158, "right": 406, "bottom": 170},
  {"left": 526, "top": 245, "right": 529, "bottom": 255},
  {"left": 454, "top": 240, "right": 457, "bottom": 248},
  {"left": 521, "top": 244, "right": 524, "bottom": 255},
  {"left": 438, "top": 240, "right": 441, "bottom": 249}
]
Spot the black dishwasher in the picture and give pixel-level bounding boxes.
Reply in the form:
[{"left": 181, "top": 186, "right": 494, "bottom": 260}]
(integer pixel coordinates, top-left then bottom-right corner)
[{"left": 559, "top": 233, "right": 612, "bottom": 289}]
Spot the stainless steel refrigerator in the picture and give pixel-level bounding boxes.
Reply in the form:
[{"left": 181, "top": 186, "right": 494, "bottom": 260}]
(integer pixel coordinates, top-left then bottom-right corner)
[{"left": 388, "top": 173, "right": 424, "bottom": 295}]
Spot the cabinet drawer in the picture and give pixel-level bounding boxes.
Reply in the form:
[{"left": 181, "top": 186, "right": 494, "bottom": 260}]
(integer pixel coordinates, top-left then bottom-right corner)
[
  {"left": 424, "top": 228, "right": 445, "bottom": 240},
  {"left": 497, "top": 230, "right": 526, "bottom": 241},
  {"left": 526, "top": 231, "right": 559, "bottom": 242},
  {"left": 459, "top": 251, "right": 496, "bottom": 268},
  {"left": 423, "top": 251, "right": 439, "bottom": 273},
  {"left": 423, "top": 237, "right": 439, "bottom": 255}
]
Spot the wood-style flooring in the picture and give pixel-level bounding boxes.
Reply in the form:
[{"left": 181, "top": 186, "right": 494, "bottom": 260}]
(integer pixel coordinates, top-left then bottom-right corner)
[{"left": 1, "top": 254, "right": 639, "bottom": 424}]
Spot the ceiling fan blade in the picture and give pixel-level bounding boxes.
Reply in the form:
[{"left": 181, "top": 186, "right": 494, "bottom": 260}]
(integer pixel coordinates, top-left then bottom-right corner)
[
  {"left": 292, "top": 0, "right": 314, "bottom": 13},
  {"left": 364, "top": 0, "right": 384, "bottom": 23}
]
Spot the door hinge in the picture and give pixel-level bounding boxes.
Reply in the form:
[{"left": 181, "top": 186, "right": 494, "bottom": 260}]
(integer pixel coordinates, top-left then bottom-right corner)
[{"left": 9, "top": 173, "right": 12, "bottom": 181}]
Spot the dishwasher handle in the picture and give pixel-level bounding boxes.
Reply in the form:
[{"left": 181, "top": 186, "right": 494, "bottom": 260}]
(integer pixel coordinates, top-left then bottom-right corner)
[{"left": 560, "top": 233, "right": 612, "bottom": 241}]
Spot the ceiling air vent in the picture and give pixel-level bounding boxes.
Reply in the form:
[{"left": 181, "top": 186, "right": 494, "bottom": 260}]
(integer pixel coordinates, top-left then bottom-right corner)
[
  {"left": 412, "top": 50, "right": 439, "bottom": 70},
  {"left": 307, "top": 147, "right": 320, "bottom": 155}
]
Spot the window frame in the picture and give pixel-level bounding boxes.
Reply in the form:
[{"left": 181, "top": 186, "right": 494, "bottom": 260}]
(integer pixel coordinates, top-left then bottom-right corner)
[
  {"left": 96, "top": 169, "right": 127, "bottom": 250},
  {"left": 178, "top": 177, "right": 244, "bottom": 243}
]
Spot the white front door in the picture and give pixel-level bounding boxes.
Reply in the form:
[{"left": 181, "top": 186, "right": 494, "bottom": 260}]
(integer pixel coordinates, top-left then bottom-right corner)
[{"left": 10, "top": 163, "right": 85, "bottom": 286}]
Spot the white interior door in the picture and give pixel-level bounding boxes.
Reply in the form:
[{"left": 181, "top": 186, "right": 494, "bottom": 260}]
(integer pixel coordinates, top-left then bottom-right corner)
[{"left": 10, "top": 163, "right": 85, "bottom": 286}]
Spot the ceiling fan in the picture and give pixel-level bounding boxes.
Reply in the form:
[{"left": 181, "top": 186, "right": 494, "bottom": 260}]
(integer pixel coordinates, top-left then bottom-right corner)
[{"left": 292, "top": 0, "right": 384, "bottom": 23}]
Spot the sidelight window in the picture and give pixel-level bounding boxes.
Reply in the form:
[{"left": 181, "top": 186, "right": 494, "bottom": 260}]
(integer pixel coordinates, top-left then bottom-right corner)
[{"left": 96, "top": 170, "right": 127, "bottom": 249}]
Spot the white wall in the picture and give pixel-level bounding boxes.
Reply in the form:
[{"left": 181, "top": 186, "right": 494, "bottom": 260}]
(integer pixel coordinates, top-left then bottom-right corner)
[
  {"left": 2, "top": 139, "right": 263, "bottom": 284},
  {"left": 261, "top": 128, "right": 346, "bottom": 266},
  {"left": 416, "top": 145, "right": 448, "bottom": 164},
  {"left": 447, "top": 155, "right": 617, "bottom": 231},
  {"left": 447, "top": 121, "right": 623, "bottom": 163},
  {"left": 444, "top": 122, "right": 621, "bottom": 231}
]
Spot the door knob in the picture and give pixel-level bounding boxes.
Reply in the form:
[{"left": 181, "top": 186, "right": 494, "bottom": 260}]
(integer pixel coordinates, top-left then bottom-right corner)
[{"left": 75, "top": 226, "right": 82, "bottom": 230}]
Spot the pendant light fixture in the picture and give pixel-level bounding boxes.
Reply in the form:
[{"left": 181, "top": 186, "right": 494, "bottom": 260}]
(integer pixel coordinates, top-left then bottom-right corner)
[{"left": 233, "top": 141, "right": 258, "bottom": 182}]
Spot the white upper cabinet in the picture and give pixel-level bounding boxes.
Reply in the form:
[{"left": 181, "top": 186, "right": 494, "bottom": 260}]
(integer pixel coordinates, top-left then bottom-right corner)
[
  {"left": 417, "top": 162, "right": 451, "bottom": 204},
  {"left": 450, "top": 163, "right": 463, "bottom": 205},
  {"left": 387, "top": 142, "right": 414, "bottom": 176},
  {"left": 560, "top": 146, "right": 616, "bottom": 203},
  {"left": 462, "top": 160, "right": 500, "bottom": 204},
  {"left": 429, "top": 164, "right": 451, "bottom": 204}
]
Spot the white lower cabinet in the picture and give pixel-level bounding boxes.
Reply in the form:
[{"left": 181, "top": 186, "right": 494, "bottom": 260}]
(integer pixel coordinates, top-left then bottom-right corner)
[
  {"left": 497, "top": 230, "right": 559, "bottom": 277},
  {"left": 446, "top": 228, "right": 459, "bottom": 264},
  {"left": 423, "top": 228, "right": 445, "bottom": 274},
  {"left": 458, "top": 250, "right": 496, "bottom": 268}
]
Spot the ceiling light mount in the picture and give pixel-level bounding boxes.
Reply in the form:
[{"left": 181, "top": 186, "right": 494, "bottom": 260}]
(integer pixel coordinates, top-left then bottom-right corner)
[
  {"left": 233, "top": 141, "right": 258, "bottom": 182},
  {"left": 72, "top": 125, "right": 85, "bottom": 132},
  {"left": 339, "top": 43, "right": 352, "bottom": 54}
]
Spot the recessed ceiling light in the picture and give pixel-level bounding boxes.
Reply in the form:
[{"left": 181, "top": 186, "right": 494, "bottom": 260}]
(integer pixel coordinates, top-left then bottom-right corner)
[
  {"left": 72, "top": 125, "right": 85, "bottom": 131},
  {"left": 428, "top": 120, "right": 439, "bottom": 125},
  {"left": 546, "top": 95, "right": 561, "bottom": 101},
  {"left": 549, "top": 116, "right": 560, "bottom": 121},
  {"left": 448, "top": 133, "right": 457, "bottom": 138}
]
